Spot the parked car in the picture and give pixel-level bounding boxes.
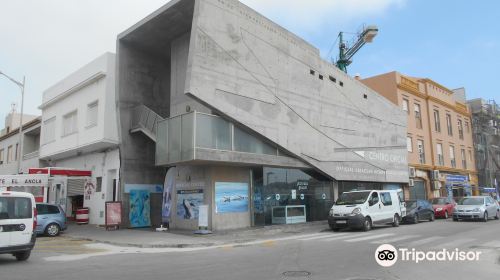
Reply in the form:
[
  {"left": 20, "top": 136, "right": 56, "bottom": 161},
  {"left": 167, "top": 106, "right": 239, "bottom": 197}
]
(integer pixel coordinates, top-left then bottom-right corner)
[
  {"left": 35, "top": 203, "right": 67, "bottom": 237},
  {"left": 453, "top": 196, "right": 500, "bottom": 222},
  {"left": 430, "top": 197, "right": 456, "bottom": 219},
  {"left": 402, "top": 199, "right": 435, "bottom": 224},
  {"left": 0, "top": 191, "right": 37, "bottom": 261},
  {"left": 328, "top": 190, "right": 403, "bottom": 231}
]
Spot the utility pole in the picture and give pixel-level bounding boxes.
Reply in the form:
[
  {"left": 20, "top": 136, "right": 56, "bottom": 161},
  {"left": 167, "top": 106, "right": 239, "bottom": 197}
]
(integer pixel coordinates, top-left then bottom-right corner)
[{"left": 0, "top": 71, "right": 25, "bottom": 174}]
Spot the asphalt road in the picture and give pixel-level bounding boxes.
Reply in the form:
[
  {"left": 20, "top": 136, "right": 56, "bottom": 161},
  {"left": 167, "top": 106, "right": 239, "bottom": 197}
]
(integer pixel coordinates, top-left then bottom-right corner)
[{"left": 1, "top": 218, "right": 499, "bottom": 280}]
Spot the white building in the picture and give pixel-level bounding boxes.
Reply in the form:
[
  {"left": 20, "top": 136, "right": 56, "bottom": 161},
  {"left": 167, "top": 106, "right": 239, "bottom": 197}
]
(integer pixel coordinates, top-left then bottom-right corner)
[{"left": 39, "top": 52, "right": 120, "bottom": 225}]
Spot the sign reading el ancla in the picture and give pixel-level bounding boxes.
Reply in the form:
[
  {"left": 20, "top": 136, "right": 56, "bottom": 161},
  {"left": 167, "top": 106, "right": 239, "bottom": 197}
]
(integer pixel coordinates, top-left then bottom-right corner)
[{"left": 0, "top": 174, "right": 49, "bottom": 187}]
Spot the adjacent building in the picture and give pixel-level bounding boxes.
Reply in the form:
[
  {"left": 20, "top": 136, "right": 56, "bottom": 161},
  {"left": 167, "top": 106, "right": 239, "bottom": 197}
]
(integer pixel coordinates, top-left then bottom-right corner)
[
  {"left": 116, "top": 0, "right": 408, "bottom": 231},
  {"left": 38, "top": 52, "right": 120, "bottom": 224},
  {"left": 362, "top": 72, "right": 477, "bottom": 200},
  {"left": 468, "top": 98, "right": 500, "bottom": 197}
]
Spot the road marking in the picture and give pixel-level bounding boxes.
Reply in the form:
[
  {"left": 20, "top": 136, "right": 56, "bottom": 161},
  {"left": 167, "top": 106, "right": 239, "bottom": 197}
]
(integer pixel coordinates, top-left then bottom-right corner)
[
  {"left": 479, "top": 240, "right": 500, "bottom": 248},
  {"left": 344, "top": 233, "right": 394, "bottom": 242},
  {"left": 298, "top": 233, "right": 342, "bottom": 241},
  {"left": 407, "top": 236, "right": 444, "bottom": 247},
  {"left": 371, "top": 235, "right": 420, "bottom": 244},
  {"left": 439, "top": 238, "right": 476, "bottom": 249},
  {"left": 321, "top": 234, "right": 359, "bottom": 242}
]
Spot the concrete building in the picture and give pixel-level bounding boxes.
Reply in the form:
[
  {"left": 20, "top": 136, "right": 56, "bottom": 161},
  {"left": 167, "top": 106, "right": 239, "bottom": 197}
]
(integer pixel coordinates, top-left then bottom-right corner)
[
  {"left": 0, "top": 116, "right": 42, "bottom": 175},
  {"left": 116, "top": 0, "right": 408, "bottom": 231},
  {"left": 0, "top": 111, "right": 38, "bottom": 136},
  {"left": 39, "top": 52, "right": 120, "bottom": 224},
  {"left": 468, "top": 98, "right": 499, "bottom": 197},
  {"left": 363, "top": 72, "right": 477, "bottom": 200}
]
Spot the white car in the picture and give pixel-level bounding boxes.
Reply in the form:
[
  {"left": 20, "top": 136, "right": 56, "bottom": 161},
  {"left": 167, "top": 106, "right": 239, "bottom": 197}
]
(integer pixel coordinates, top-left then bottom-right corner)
[
  {"left": 0, "top": 191, "right": 37, "bottom": 261},
  {"left": 328, "top": 190, "right": 403, "bottom": 231}
]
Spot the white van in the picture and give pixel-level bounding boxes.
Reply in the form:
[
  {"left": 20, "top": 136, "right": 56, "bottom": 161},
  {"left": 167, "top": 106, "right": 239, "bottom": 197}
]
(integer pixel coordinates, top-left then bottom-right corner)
[
  {"left": 0, "top": 191, "right": 37, "bottom": 261},
  {"left": 328, "top": 190, "right": 403, "bottom": 231}
]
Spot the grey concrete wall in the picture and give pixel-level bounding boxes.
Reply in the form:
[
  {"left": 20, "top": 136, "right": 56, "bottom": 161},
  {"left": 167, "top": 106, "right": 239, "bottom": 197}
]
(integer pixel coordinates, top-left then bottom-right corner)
[{"left": 185, "top": 0, "right": 408, "bottom": 183}]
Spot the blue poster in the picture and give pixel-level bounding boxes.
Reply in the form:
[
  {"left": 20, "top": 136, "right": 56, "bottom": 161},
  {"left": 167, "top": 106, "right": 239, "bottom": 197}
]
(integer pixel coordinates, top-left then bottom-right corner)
[
  {"left": 215, "top": 182, "right": 249, "bottom": 213},
  {"left": 176, "top": 189, "right": 204, "bottom": 220},
  {"left": 129, "top": 190, "right": 151, "bottom": 227}
]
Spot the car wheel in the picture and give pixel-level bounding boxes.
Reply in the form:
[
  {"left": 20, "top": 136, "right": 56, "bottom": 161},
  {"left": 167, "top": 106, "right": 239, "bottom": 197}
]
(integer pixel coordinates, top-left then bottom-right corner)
[
  {"left": 363, "top": 217, "right": 372, "bottom": 231},
  {"left": 495, "top": 211, "right": 499, "bottom": 220},
  {"left": 45, "top": 223, "right": 61, "bottom": 237},
  {"left": 483, "top": 212, "right": 488, "bottom": 222},
  {"left": 429, "top": 213, "right": 435, "bottom": 222},
  {"left": 413, "top": 214, "right": 419, "bottom": 224},
  {"left": 392, "top": 214, "right": 400, "bottom": 227},
  {"left": 14, "top": 250, "right": 31, "bottom": 261}
]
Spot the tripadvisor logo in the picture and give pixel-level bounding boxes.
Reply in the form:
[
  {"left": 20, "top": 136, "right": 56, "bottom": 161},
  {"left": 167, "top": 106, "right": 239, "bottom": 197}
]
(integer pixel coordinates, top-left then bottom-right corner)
[{"left": 375, "top": 244, "right": 482, "bottom": 267}]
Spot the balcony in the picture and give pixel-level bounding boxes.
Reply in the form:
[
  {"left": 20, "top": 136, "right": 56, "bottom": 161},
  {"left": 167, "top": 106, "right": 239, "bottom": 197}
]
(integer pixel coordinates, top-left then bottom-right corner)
[{"left": 155, "top": 112, "right": 307, "bottom": 168}]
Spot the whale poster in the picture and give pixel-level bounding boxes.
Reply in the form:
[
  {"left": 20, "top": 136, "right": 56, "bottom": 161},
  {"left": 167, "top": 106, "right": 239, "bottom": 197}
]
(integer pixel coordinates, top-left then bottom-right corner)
[
  {"left": 215, "top": 182, "right": 249, "bottom": 213},
  {"left": 176, "top": 189, "right": 203, "bottom": 220}
]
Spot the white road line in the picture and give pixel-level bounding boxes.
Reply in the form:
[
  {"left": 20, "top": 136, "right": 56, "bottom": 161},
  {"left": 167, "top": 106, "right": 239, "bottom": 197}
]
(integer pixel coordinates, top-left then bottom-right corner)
[
  {"left": 321, "top": 234, "right": 362, "bottom": 242},
  {"left": 370, "top": 235, "right": 420, "bottom": 244},
  {"left": 439, "top": 238, "right": 476, "bottom": 249},
  {"left": 298, "top": 233, "right": 346, "bottom": 241},
  {"left": 407, "top": 236, "right": 444, "bottom": 247},
  {"left": 344, "top": 233, "right": 394, "bottom": 242}
]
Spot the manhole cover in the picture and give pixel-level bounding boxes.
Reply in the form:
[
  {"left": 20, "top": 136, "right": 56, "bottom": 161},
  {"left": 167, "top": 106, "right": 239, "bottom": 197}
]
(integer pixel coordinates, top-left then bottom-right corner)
[{"left": 282, "top": 271, "right": 311, "bottom": 277}]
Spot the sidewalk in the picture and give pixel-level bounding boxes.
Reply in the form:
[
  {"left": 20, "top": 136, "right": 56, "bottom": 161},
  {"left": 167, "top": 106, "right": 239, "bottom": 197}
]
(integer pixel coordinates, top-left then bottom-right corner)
[{"left": 62, "top": 221, "right": 329, "bottom": 248}]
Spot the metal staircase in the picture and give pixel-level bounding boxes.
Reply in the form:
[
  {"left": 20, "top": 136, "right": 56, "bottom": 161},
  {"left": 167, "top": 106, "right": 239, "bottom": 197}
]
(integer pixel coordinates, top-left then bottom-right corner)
[{"left": 129, "top": 105, "right": 164, "bottom": 142}]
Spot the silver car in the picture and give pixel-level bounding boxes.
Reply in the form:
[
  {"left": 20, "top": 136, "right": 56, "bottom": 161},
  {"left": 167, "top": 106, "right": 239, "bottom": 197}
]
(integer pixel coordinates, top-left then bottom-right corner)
[{"left": 453, "top": 196, "right": 500, "bottom": 222}]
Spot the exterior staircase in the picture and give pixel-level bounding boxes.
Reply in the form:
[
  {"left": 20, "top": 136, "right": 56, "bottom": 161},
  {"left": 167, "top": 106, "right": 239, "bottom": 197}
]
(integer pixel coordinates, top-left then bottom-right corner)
[{"left": 129, "top": 105, "right": 164, "bottom": 142}]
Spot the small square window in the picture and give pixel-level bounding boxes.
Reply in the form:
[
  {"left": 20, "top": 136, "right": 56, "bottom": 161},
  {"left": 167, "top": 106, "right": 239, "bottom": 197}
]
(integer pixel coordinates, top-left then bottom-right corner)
[
  {"left": 329, "top": 76, "right": 336, "bottom": 83},
  {"left": 339, "top": 81, "right": 344, "bottom": 87},
  {"left": 363, "top": 94, "right": 368, "bottom": 99},
  {"left": 310, "top": 69, "right": 315, "bottom": 75},
  {"left": 319, "top": 74, "right": 323, "bottom": 80}
]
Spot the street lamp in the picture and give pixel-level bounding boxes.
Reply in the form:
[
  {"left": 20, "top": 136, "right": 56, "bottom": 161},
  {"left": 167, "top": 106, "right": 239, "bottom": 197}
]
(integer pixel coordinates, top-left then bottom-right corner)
[{"left": 0, "top": 70, "right": 25, "bottom": 174}]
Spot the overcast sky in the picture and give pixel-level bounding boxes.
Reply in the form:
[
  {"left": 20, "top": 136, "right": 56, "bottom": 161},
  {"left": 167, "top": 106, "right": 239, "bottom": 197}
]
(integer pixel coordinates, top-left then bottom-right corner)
[{"left": 1, "top": 0, "right": 499, "bottom": 128}]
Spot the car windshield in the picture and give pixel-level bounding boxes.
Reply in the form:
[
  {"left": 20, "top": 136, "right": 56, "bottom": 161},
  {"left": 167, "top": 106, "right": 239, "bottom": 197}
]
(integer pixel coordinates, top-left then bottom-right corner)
[
  {"left": 0, "top": 197, "right": 32, "bottom": 219},
  {"left": 336, "top": 191, "right": 371, "bottom": 205},
  {"left": 406, "top": 201, "right": 417, "bottom": 210},
  {"left": 458, "top": 197, "right": 484, "bottom": 205},
  {"left": 430, "top": 198, "right": 447, "bottom": 205}
]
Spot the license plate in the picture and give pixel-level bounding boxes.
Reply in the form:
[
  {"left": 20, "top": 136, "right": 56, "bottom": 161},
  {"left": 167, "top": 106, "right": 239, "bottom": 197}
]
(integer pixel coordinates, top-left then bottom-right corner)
[{"left": 336, "top": 220, "right": 347, "bottom": 224}]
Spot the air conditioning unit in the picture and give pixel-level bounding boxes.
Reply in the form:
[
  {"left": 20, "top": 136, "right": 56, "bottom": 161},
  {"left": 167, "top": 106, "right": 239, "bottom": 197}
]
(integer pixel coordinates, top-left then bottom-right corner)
[
  {"left": 409, "top": 179, "right": 415, "bottom": 187},
  {"left": 432, "top": 170, "right": 440, "bottom": 180},
  {"left": 409, "top": 167, "right": 416, "bottom": 178},
  {"left": 433, "top": 181, "right": 441, "bottom": 190}
]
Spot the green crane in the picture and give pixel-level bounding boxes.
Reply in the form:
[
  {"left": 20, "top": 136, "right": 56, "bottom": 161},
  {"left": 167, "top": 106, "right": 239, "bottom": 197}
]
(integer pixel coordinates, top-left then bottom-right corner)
[{"left": 336, "top": 25, "right": 379, "bottom": 73}]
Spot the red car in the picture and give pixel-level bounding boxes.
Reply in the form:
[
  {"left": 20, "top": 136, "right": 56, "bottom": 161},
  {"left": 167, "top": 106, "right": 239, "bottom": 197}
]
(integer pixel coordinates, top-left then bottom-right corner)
[{"left": 430, "top": 197, "right": 456, "bottom": 219}]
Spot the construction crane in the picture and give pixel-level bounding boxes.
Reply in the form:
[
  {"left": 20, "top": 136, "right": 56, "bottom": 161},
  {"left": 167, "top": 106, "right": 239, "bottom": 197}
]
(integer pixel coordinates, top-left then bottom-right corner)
[{"left": 336, "top": 25, "right": 379, "bottom": 73}]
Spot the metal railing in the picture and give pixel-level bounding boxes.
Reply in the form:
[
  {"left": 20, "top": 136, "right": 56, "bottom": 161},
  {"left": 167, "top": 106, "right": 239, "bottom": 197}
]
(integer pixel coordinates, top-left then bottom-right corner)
[
  {"left": 130, "top": 105, "right": 164, "bottom": 142},
  {"left": 22, "top": 150, "right": 39, "bottom": 161}
]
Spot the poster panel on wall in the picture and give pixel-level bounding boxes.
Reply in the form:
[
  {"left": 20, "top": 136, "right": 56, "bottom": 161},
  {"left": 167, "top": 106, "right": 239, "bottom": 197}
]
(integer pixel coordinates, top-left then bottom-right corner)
[
  {"left": 105, "top": 201, "right": 122, "bottom": 227},
  {"left": 176, "top": 189, "right": 204, "bottom": 220},
  {"left": 129, "top": 189, "right": 151, "bottom": 228},
  {"left": 162, "top": 167, "right": 176, "bottom": 224},
  {"left": 215, "top": 182, "right": 249, "bottom": 213}
]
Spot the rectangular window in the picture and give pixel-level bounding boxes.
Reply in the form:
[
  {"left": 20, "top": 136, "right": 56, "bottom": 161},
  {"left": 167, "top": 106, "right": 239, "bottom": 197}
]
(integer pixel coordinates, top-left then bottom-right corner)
[
  {"left": 436, "top": 143, "right": 444, "bottom": 166},
  {"left": 468, "top": 150, "right": 473, "bottom": 162},
  {"left": 461, "top": 149, "right": 467, "bottom": 169},
  {"left": 433, "top": 109, "right": 441, "bottom": 132},
  {"left": 446, "top": 114, "right": 453, "bottom": 136},
  {"left": 380, "top": 192, "right": 392, "bottom": 206},
  {"left": 417, "top": 139, "right": 425, "bottom": 164},
  {"left": 402, "top": 99, "right": 409, "bottom": 114},
  {"left": 86, "top": 101, "right": 98, "bottom": 127},
  {"left": 457, "top": 119, "right": 464, "bottom": 140},
  {"left": 449, "top": 146, "right": 456, "bottom": 168},
  {"left": 96, "top": 177, "right": 102, "bottom": 192},
  {"left": 414, "top": 103, "right": 422, "bottom": 129},
  {"left": 0, "top": 149, "right": 3, "bottom": 165},
  {"left": 63, "top": 111, "right": 78, "bottom": 136},
  {"left": 7, "top": 145, "right": 13, "bottom": 163},
  {"left": 43, "top": 117, "right": 56, "bottom": 143},
  {"left": 407, "top": 136, "right": 413, "bottom": 152},
  {"left": 465, "top": 121, "right": 470, "bottom": 133},
  {"left": 15, "top": 143, "right": 18, "bottom": 161}
]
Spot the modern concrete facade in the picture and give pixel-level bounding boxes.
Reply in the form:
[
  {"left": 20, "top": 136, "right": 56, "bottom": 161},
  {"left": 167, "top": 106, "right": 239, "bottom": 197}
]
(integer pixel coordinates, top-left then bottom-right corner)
[
  {"left": 38, "top": 53, "right": 120, "bottom": 224},
  {"left": 116, "top": 0, "right": 408, "bottom": 230},
  {"left": 363, "top": 72, "right": 477, "bottom": 200},
  {"left": 468, "top": 98, "right": 499, "bottom": 196}
]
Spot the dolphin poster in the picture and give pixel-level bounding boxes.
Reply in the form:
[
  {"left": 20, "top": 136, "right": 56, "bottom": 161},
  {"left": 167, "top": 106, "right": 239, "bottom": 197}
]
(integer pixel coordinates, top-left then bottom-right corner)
[
  {"left": 176, "top": 189, "right": 204, "bottom": 220},
  {"left": 215, "top": 182, "right": 249, "bottom": 213}
]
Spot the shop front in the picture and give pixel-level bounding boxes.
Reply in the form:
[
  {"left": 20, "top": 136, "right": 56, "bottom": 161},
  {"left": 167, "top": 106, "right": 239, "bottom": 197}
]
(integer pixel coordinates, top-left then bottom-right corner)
[{"left": 443, "top": 174, "right": 472, "bottom": 198}]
